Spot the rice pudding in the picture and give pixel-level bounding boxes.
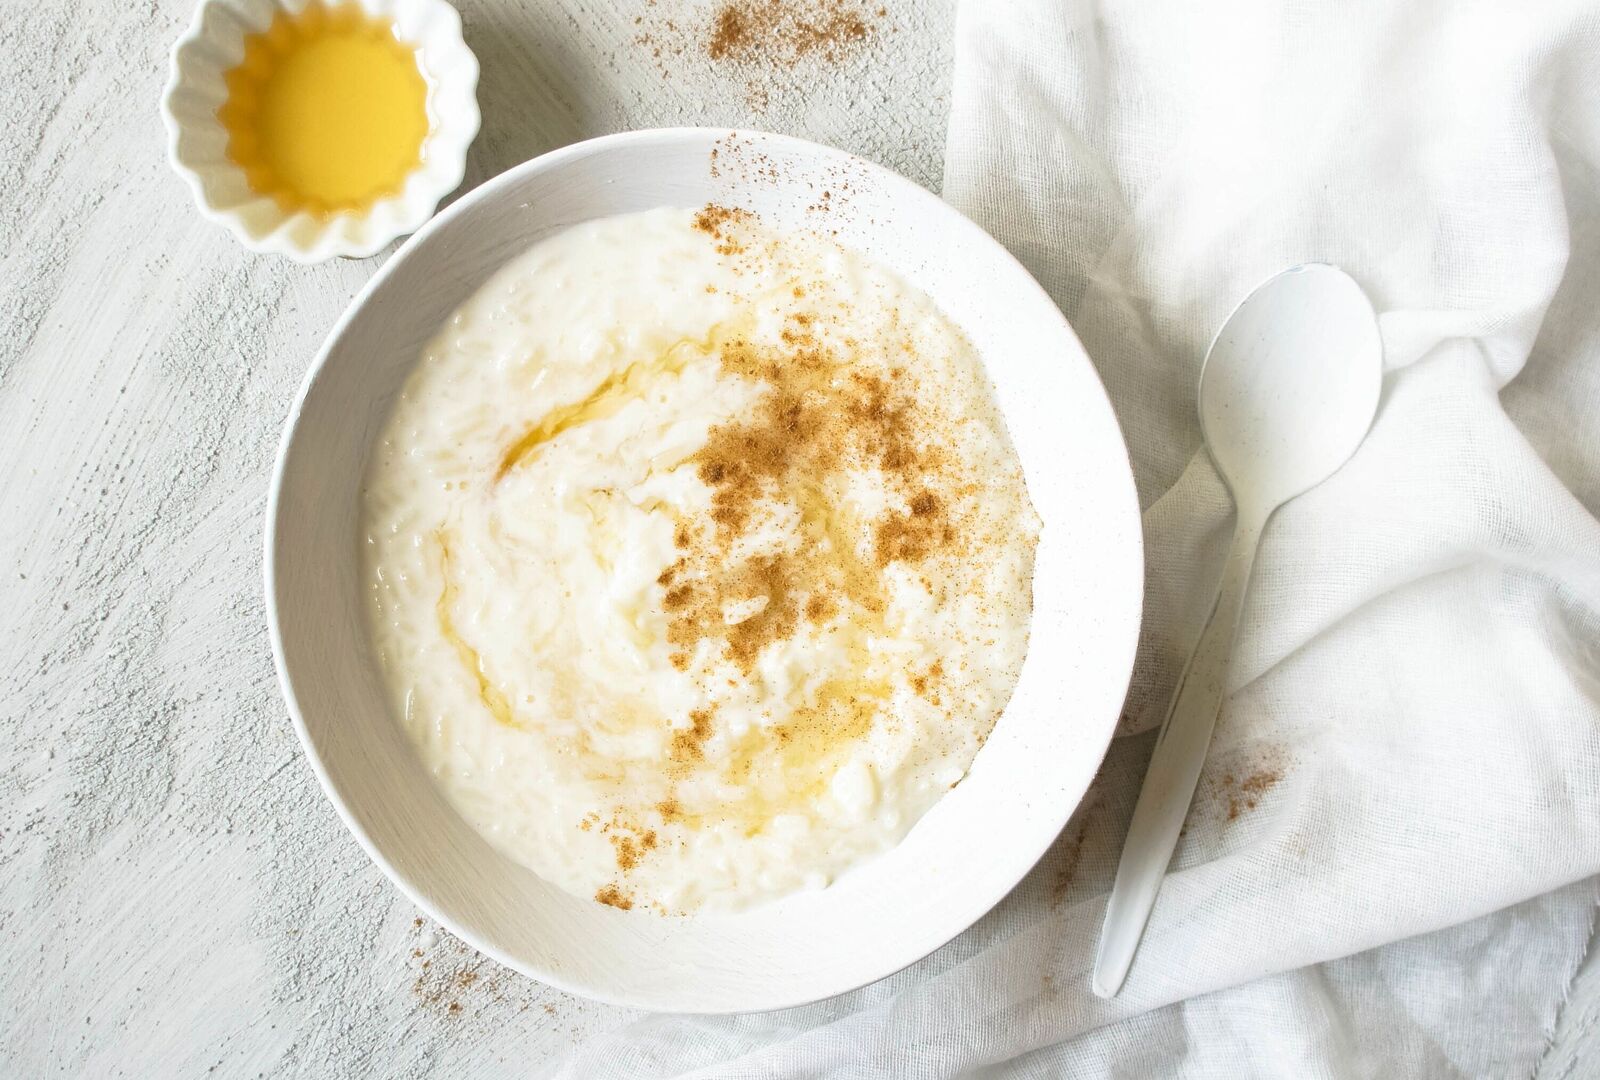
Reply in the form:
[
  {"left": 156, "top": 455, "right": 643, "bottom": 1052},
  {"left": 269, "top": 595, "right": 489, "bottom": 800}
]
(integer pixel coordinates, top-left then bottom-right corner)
[{"left": 363, "top": 206, "right": 1039, "bottom": 912}]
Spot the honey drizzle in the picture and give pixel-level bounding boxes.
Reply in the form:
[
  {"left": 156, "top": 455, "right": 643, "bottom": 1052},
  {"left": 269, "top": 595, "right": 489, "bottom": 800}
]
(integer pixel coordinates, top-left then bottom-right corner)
[
  {"left": 494, "top": 331, "right": 726, "bottom": 481},
  {"left": 434, "top": 531, "right": 521, "bottom": 731}
]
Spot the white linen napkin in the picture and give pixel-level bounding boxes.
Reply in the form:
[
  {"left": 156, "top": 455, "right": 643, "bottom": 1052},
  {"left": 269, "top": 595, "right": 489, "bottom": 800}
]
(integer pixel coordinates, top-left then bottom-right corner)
[{"left": 554, "top": 1, "right": 1600, "bottom": 1073}]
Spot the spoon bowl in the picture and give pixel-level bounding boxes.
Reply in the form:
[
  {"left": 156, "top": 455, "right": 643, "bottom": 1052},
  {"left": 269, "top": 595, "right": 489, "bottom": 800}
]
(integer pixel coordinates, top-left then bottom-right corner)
[{"left": 1200, "top": 264, "right": 1383, "bottom": 514}]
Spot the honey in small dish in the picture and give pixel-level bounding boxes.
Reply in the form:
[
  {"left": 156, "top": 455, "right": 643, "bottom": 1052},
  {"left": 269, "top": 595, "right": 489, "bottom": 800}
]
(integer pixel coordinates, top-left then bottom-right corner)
[{"left": 219, "top": 3, "right": 430, "bottom": 217}]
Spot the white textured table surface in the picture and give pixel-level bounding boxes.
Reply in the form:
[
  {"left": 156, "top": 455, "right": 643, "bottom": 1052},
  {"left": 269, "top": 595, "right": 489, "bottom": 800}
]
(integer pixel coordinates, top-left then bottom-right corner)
[{"left": 2, "top": 0, "right": 1595, "bottom": 1075}]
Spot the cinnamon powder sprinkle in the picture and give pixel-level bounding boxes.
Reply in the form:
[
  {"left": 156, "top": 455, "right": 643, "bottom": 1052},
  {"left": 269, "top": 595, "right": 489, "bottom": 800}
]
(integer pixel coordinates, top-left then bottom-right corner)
[
  {"left": 610, "top": 829, "right": 659, "bottom": 872},
  {"left": 595, "top": 884, "right": 633, "bottom": 910},
  {"left": 875, "top": 489, "right": 953, "bottom": 567},
  {"left": 909, "top": 659, "right": 943, "bottom": 699},
  {"left": 560, "top": 205, "right": 1023, "bottom": 896},
  {"left": 660, "top": 303, "right": 967, "bottom": 677},
  {"left": 1222, "top": 766, "right": 1284, "bottom": 821},
  {"left": 692, "top": 204, "right": 753, "bottom": 255},
  {"left": 669, "top": 709, "right": 715, "bottom": 762}
]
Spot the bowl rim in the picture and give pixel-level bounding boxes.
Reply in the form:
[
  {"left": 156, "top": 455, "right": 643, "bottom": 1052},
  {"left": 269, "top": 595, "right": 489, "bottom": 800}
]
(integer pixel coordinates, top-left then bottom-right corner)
[
  {"left": 160, "top": 0, "right": 482, "bottom": 264},
  {"left": 264, "top": 126, "right": 1144, "bottom": 1013}
]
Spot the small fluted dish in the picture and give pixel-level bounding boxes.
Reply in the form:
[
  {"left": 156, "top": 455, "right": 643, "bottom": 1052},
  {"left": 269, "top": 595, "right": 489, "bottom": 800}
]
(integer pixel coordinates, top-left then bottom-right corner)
[{"left": 161, "top": 0, "right": 480, "bottom": 263}]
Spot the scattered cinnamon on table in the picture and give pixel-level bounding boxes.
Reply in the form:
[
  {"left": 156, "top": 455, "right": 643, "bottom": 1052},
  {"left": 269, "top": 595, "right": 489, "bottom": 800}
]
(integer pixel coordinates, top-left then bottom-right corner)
[
  {"left": 635, "top": 1, "right": 887, "bottom": 81},
  {"left": 706, "top": 0, "right": 881, "bottom": 65}
]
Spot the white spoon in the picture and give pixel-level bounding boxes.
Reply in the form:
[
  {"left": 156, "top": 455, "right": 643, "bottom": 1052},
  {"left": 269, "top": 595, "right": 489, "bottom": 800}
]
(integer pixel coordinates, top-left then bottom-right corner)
[{"left": 1091, "top": 264, "right": 1383, "bottom": 999}]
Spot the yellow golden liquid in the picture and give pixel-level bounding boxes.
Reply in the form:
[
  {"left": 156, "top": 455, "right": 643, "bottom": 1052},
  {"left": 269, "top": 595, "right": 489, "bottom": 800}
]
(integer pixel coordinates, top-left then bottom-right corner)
[{"left": 219, "top": 3, "right": 429, "bottom": 217}]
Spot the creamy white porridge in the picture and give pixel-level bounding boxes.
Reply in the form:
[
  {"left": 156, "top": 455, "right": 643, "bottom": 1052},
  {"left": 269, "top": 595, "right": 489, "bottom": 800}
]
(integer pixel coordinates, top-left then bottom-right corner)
[{"left": 363, "top": 206, "right": 1039, "bottom": 913}]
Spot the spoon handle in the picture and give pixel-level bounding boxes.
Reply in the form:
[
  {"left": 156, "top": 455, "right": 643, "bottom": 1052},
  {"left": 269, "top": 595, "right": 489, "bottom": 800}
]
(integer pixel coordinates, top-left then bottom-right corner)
[{"left": 1091, "top": 505, "right": 1268, "bottom": 998}]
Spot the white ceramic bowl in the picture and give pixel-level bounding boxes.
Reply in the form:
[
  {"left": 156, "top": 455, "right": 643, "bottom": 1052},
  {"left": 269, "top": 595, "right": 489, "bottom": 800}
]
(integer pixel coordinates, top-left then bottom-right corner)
[
  {"left": 162, "top": 0, "right": 479, "bottom": 262},
  {"left": 266, "top": 128, "right": 1143, "bottom": 1012}
]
